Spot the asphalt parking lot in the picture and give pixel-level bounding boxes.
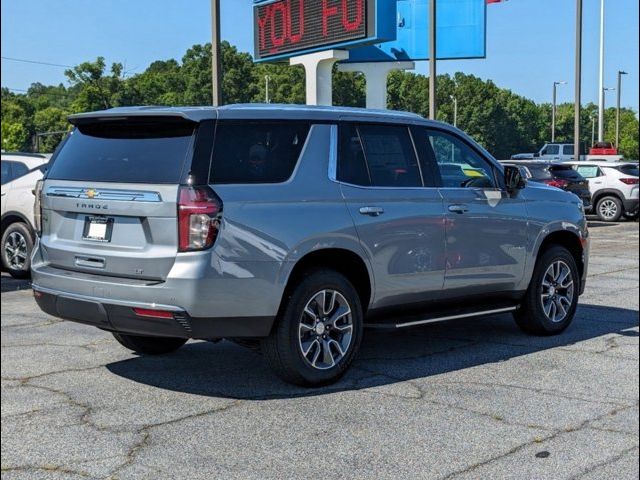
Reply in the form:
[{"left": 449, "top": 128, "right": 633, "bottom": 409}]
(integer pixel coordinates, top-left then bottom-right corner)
[{"left": 1, "top": 220, "right": 638, "bottom": 480}]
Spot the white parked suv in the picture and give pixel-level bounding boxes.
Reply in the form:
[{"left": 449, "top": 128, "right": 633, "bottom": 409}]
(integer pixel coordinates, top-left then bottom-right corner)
[
  {"left": 567, "top": 161, "right": 639, "bottom": 222},
  {"left": 1, "top": 153, "right": 50, "bottom": 277}
]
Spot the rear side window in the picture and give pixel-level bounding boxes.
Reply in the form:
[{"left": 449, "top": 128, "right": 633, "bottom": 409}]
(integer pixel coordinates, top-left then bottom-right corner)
[
  {"left": 357, "top": 125, "right": 422, "bottom": 187},
  {"left": 575, "top": 165, "right": 601, "bottom": 178},
  {"left": 617, "top": 164, "right": 639, "bottom": 177},
  {"left": 209, "top": 121, "right": 310, "bottom": 184},
  {"left": 47, "top": 120, "right": 195, "bottom": 184}
]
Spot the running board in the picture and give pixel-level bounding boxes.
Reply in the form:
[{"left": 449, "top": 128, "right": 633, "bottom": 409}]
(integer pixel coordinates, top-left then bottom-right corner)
[{"left": 364, "top": 306, "right": 518, "bottom": 329}]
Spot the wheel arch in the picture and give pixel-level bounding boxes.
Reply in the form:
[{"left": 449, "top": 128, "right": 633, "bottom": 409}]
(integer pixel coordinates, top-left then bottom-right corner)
[
  {"left": 535, "top": 230, "right": 586, "bottom": 282},
  {"left": 1, "top": 211, "right": 34, "bottom": 238},
  {"left": 279, "top": 248, "right": 373, "bottom": 316},
  {"left": 592, "top": 188, "right": 624, "bottom": 205}
]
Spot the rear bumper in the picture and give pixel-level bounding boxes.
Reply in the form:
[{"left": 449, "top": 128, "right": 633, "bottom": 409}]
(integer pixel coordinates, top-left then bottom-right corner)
[
  {"left": 623, "top": 198, "right": 639, "bottom": 213},
  {"left": 32, "top": 285, "right": 275, "bottom": 339}
]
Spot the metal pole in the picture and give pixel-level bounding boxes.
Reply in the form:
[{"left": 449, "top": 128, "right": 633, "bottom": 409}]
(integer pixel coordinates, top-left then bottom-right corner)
[
  {"left": 597, "top": 0, "right": 605, "bottom": 142},
  {"left": 615, "top": 71, "right": 627, "bottom": 148},
  {"left": 265, "top": 75, "right": 270, "bottom": 103},
  {"left": 428, "top": 0, "right": 437, "bottom": 120},
  {"left": 574, "top": 0, "right": 583, "bottom": 161},
  {"left": 591, "top": 117, "right": 595, "bottom": 147},
  {"left": 552, "top": 83, "right": 557, "bottom": 143},
  {"left": 453, "top": 97, "right": 457, "bottom": 128},
  {"left": 211, "top": 0, "right": 222, "bottom": 106}
]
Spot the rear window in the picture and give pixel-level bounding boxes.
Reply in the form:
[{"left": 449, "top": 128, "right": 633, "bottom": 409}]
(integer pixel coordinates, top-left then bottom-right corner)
[
  {"left": 209, "top": 121, "right": 310, "bottom": 184},
  {"left": 47, "top": 120, "right": 195, "bottom": 184},
  {"left": 617, "top": 164, "right": 639, "bottom": 177},
  {"left": 549, "top": 166, "right": 584, "bottom": 180},
  {"left": 526, "top": 165, "right": 552, "bottom": 180}
]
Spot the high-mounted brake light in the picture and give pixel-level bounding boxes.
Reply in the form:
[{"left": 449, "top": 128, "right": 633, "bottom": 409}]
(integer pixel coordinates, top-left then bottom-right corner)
[
  {"left": 544, "top": 179, "right": 569, "bottom": 189},
  {"left": 619, "top": 178, "right": 639, "bottom": 185},
  {"left": 177, "top": 186, "right": 222, "bottom": 252}
]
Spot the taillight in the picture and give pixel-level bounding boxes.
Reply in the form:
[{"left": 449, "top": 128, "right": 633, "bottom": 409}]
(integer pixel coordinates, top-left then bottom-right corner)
[
  {"left": 33, "top": 180, "right": 44, "bottom": 236},
  {"left": 177, "top": 186, "right": 222, "bottom": 252},
  {"left": 619, "top": 178, "right": 639, "bottom": 185},
  {"left": 544, "top": 179, "right": 569, "bottom": 189}
]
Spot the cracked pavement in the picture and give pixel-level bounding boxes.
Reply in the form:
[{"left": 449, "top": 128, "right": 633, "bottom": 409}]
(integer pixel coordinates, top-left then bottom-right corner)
[{"left": 2, "top": 221, "right": 638, "bottom": 479}]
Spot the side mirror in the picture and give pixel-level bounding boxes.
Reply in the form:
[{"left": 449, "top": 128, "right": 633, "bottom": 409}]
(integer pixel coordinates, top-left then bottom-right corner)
[{"left": 504, "top": 165, "right": 526, "bottom": 193}]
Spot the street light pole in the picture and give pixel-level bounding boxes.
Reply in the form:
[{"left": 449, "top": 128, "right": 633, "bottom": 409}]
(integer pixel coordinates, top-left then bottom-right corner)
[
  {"left": 428, "top": 0, "right": 437, "bottom": 120},
  {"left": 552, "top": 81, "right": 566, "bottom": 143},
  {"left": 211, "top": 0, "right": 222, "bottom": 107},
  {"left": 574, "top": 0, "right": 583, "bottom": 162},
  {"left": 597, "top": 0, "right": 605, "bottom": 142},
  {"left": 265, "top": 75, "right": 271, "bottom": 103},
  {"left": 591, "top": 114, "right": 596, "bottom": 147},
  {"left": 450, "top": 95, "right": 457, "bottom": 128},
  {"left": 601, "top": 87, "right": 615, "bottom": 141},
  {"left": 616, "top": 70, "right": 627, "bottom": 148}
]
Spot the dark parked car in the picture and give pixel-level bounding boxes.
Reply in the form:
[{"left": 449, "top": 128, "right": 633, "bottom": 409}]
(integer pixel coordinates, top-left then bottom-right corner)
[{"left": 504, "top": 161, "right": 592, "bottom": 211}]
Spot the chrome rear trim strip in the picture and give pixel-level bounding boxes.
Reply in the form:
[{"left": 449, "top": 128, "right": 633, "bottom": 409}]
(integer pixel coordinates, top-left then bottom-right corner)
[{"left": 46, "top": 186, "right": 162, "bottom": 202}]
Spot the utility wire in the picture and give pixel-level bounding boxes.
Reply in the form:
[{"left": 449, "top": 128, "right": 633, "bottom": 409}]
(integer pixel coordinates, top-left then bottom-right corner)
[{"left": 1, "top": 56, "right": 73, "bottom": 68}]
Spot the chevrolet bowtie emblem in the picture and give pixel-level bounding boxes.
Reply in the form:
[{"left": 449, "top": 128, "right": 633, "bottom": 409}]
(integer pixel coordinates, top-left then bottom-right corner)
[{"left": 85, "top": 189, "right": 98, "bottom": 199}]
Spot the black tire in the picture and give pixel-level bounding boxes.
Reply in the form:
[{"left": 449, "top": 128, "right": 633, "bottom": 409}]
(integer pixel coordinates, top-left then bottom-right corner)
[
  {"left": 261, "top": 269, "right": 363, "bottom": 387},
  {"left": 623, "top": 209, "right": 639, "bottom": 221},
  {"left": 514, "top": 246, "right": 580, "bottom": 336},
  {"left": 112, "top": 332, "right": 187, "bottom": 355},
  {"left": 1, "top": 222, "right": 33, "bottom": 279},
  {"left": 595, "top": 195, "right": 623, "bottom": 222}
]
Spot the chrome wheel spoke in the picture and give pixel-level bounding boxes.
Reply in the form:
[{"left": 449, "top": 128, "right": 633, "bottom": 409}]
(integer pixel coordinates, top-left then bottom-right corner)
[
  {"left": 540, "top": 260, "right": 574, "bottom": 323},
  {"left": 298, "top": 289, "right": 354, "bottom": 371}
]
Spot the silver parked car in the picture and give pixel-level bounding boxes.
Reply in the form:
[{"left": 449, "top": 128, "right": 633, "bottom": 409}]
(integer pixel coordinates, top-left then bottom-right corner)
[{"left": 31, "top": 105, "right": 589, "bottom": 386}]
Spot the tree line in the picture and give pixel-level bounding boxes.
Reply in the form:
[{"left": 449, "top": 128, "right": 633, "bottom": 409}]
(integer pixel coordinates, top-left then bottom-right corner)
[{"left": 2, "top": 41, "right": 638, "bottom": 159}]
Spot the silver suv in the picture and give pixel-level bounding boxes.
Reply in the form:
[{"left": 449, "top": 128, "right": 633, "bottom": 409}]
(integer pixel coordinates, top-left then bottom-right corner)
[{"left": 31, "top": 105, "right": 589, "bottom": 386}]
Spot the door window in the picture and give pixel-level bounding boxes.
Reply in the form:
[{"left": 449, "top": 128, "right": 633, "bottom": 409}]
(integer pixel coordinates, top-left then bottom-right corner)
[
  {"left": 425, "top": 130, "right": 496, "bottom": 189},
  {"left": 542, "top": 145, "right": 560, "bottom": 156},
  {"left": 575, "top": 165, "right": 601, "bottom": 179},
  {"left": 357, "top": 125, "right": 422, "bottom": 187},
  {"left": 337, "top": 124, "right": 370, "bottom": 186}
]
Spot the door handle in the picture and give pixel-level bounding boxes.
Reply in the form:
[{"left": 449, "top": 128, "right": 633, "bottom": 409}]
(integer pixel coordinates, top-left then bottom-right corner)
[
  {"left": 448, "top": 204, "right": 469, "bottom": 214},
  {"left": 359, "top": 206, "right": 384, "bottom": 217}
]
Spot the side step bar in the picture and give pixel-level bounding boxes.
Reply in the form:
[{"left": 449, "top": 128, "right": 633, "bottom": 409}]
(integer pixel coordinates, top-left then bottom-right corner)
[{"left": 364, "top": 306, "right": 518, "bottom": 330}]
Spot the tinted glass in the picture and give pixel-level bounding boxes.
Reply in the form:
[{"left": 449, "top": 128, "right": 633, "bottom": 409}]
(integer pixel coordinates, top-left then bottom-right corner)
[
  {"left": 47, "top": 121, "right": 195, "bottom": 183},
  {"left": 357, "top": 125, "right": 422, "bottom": 187},
  {"left": 563, "top": 145, "right": 575, "bottom": 156},
  {"left": 338, "top": 124, "right": 370, "bottom": 186},
  {"left": 11, "top": 162, "right": 29, "bottom": 180},
  {"left": 210, "top": 122, "right": 310, "bottom": 184},
  {"left": 550, "top": 165, "right": 584, "bottom": 180},
  {"left": 543, "top": 145, "right": 560, "bottom": 155},
  {"left": 617, "top": 164, "right": 639, "bottom": 177},
  {"left": 1, "top": 161, "right": 11, "bottom": 185},
  {"left": 526, "top": 164, "right": 552, "bottom": 180},
  {"left": 426, "top": 130, "right": 496, "bottom": 188}
]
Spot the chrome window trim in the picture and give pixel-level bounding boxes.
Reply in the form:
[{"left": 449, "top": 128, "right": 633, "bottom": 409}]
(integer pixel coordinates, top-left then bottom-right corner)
[{"left": 45, "top": 186, "right": 162, "bottom": 202}]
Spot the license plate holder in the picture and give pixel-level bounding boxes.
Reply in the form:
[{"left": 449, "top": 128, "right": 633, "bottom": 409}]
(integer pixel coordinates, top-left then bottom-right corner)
[{"left": 82, "top": 216, "right": 114, "bottom": 242}]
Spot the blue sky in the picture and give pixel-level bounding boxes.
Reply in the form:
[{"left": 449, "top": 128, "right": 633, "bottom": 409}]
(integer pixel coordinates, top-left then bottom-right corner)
[{"left": 1, "top": 0, "right": 638, "bottom": 111}]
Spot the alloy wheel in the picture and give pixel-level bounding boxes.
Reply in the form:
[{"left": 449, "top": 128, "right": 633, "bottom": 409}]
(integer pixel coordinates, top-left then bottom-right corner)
[
  {"left": 599, "top": 199, "right": 619, "bottom": 221},
  {"left": 298, "top": 289, "right": 353, "bottom": 370},
  {"left": 540, "top": 260, "right": 575, "bottom": 323},
  {"left": 4, "top": 231, "right": 28, "bottom": 270}
]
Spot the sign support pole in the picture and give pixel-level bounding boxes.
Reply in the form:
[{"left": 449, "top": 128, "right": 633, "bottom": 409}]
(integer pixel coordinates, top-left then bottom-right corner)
[
  {"left": 211, "top": 0, "right": 222, "bottom": 107},
  {"left": 429, "top": 0, "right": 437, "bottom": 120},
  {"left": 574, "top": 0, "right": 583, "bottom": 161},
  {"left": 290, "top": 50, "right": 349, "bottom": 106},
  {"left": 338, "top": 62, "right": 415, "bottom": 110}
]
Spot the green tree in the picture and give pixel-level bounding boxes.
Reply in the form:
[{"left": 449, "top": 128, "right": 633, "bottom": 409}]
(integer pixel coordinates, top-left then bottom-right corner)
[
  {"left": 33, "top": 107, "right": 71, "bottom": 152},
  {"left": 64, "top": 57, "right": 125, "bottom": 111}
]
